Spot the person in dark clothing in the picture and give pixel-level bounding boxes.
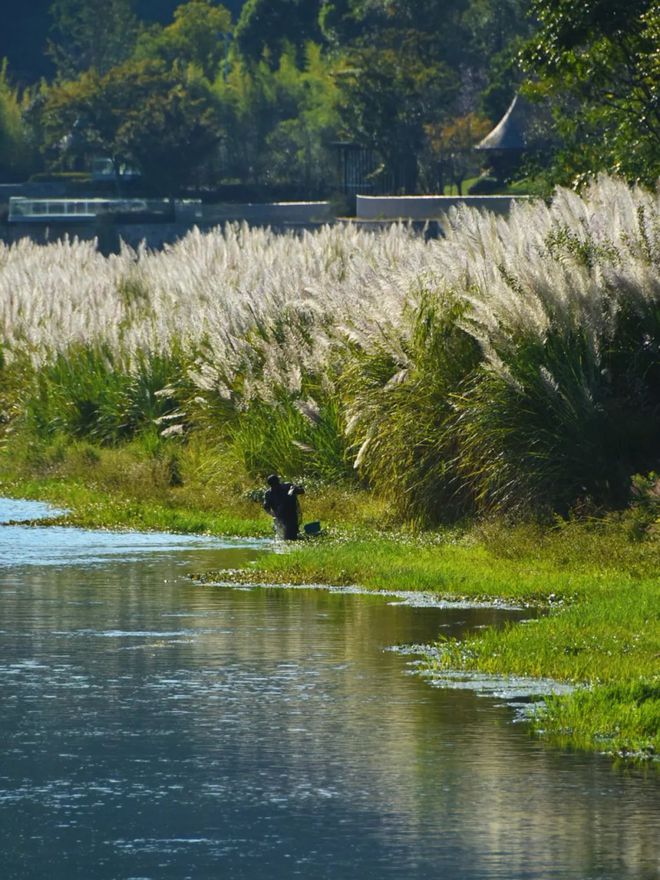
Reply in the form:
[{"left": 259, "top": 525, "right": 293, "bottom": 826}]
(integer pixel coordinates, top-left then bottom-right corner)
[{"left": 263, "top": 474, "right": 304, "bottom": 540}]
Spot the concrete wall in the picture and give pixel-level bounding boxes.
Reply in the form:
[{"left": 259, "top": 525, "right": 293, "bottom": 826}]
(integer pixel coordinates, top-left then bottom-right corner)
[
  {"left": 355, "top": 194, "right": 530, "bottom": 220},
  {"left": 201, "top": 201, "right": 332, "bottom": 225}
]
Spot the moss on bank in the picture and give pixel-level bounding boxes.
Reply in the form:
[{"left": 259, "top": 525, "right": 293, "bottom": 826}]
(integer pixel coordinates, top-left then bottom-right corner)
[{"left": 1, "top": 442, "right": 658, "bottom": 762}]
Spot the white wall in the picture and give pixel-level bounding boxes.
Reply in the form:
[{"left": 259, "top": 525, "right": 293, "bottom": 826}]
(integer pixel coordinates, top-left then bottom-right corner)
[
  {"left": 203, "top": 201, "right": 333, "bottom": 225},
  {"left": 355, "top": 195, "right": 530, "bottom": 220}
]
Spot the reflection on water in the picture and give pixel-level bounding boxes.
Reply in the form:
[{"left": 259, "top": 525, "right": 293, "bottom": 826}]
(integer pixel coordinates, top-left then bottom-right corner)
[{"left": 0, "top": 499, "right": 658, "bottom": 880}]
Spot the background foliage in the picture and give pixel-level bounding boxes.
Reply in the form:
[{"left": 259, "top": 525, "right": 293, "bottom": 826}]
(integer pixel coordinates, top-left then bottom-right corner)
[{"left": 2, "top": 0, "right": 655, "bottom": 193}]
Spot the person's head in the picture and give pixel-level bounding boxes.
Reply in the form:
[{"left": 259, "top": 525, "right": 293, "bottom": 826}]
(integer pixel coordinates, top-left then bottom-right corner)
[{"left": 267, "top": 474, "right": 280, "bottom": 488}]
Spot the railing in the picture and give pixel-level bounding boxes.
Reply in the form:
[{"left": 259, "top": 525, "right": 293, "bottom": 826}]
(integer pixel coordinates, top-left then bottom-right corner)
[{"left": 7, "top": 197, "right": 201, "bottom": 223}]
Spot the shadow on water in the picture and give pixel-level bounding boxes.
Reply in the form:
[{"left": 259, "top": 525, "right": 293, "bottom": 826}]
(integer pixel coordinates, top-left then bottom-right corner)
[{"left": 0, "top": 499, "right": 658, "bottom": 880}]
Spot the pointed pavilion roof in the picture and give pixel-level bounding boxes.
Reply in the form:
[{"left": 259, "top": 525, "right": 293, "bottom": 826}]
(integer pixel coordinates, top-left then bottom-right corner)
[{"left": 476, "top": 95, "right": 529, "bottom": 151}]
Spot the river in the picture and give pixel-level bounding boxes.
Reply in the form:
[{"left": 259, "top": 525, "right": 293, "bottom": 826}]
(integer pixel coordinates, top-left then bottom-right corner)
[{"left": 0, "top": 499, "right": 657, "bottom": 880}]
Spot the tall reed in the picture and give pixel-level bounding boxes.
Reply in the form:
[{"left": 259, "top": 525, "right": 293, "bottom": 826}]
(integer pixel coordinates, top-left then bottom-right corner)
[{"left": 1, "top": 176, "right": 657, "bottom": 519}]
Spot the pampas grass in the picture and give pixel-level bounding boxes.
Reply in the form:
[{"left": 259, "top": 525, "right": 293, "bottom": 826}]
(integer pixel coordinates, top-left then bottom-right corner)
[{"left": 1, "top": 176, "right": 658, "bottom": 519}]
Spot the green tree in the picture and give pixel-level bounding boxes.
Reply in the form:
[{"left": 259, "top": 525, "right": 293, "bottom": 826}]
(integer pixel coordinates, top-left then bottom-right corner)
[
  {"left": 215, "top": 43, "right": 339, "bottom": 193},
  {"left": 136, "top": 0, "right": 245, "bottom": 21},
  {"left": 214, "top": 54, "right": 279, "bottom": 184},
  {"left": 337, "top": 39, "right": 458, "bottom": 192},
  {"left": 0, "top": 61, "right": 37, "bottom": 179},
  {"left": 234, "top": 0, "right": 324, "bottom": 65},
  {"left": 43, "top": 60, "right": 223, "bottom": 193},
  {"left": 521, "top": 0, "right": 660, "bottom": 186},
  {"left": 265, "top": 44, "right": 341, "bottom": 193},
  {"left": 323, "top": 0, "right": 536, "bottom": 193},
  {"left": 462, "top": 0, "right": 534, "bottom": 120},
  {"left": 48, "top": 0, "right": 141, "bottom": 78},
  {"left": 424, "top": 112, "right": 491, "bottom": 193},
  {"left": 117, "top": 65, "right": 223, "bottom": 193},
  {"left": 319, "top": 0, "right": 387, "bottom": 44},
  {"left": 381, "top": 0, "right": 471, "bottom": 66},
  {"left": 135, "top": 1, "right": 233, "bottom": 80},
  {"left": 386, "top": 0, "right": 535, "bottom": 121}
]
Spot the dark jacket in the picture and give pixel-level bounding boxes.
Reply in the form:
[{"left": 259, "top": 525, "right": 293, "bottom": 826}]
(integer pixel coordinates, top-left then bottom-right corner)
[{"left": 263, "top": 482, "right": 303, "bottom": 539}]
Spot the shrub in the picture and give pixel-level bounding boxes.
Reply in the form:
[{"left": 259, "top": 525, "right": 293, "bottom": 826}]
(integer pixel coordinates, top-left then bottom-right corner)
[
  {"left": 20, "top": 345, "right": 186, "bottom": 445},
  {"left": 449, "top": 181, "right": 660, "bottom": 513},
  {"left": 343, "top": 289, "right": 481, "bottom": 523}
]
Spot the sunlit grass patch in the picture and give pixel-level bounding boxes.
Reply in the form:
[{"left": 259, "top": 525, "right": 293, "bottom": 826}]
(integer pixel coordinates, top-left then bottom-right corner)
[
  {"left": 530, "top": 682, "right": 659, "bottom": 758},
  {"left": 0, "top": 435, "right": 381, "bottom": 537},
  {"left": 0, "top": 438, "right": 267, "bottom": 536},
  {"left": 231, "top": 513, "right": 658, "bottom": 599},
  {"left": 432, "top": 584, "right": 658, "bottom": 683}
]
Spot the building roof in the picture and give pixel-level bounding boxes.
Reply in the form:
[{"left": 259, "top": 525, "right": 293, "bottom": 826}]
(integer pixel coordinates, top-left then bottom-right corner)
[{"left": 476, "top": 95, "right": 529, "bottom": 151}]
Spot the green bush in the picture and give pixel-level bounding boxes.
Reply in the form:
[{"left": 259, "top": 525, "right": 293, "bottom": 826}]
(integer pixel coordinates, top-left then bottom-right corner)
[
  {"left": 228, "top": 394, "right": 352, "bottom": 483},
  {"left": 450, "top": 205, "right": 660, "bottom": 515},
  {"left": 344, "top": 290, "right": 481, "bottom": 524},
  {"left": 21, "top": 345, "right": 186, "bottom": 445}
]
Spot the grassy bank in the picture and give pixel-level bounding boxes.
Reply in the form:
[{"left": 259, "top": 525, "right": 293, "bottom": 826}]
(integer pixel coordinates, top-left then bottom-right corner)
[
  {"left": 1, "top": 442, "right": 657, "bottom": 761},
  {"left": 196, "top": 511, "right": 660, "bottom": 761},
  {"left": 0, "top": 436, "right": 385, "bottom": 535}
]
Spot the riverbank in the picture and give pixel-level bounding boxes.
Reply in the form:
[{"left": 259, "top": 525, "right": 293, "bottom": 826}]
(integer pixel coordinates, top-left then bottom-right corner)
[
  {"left": 200, "top": 517, "right": 659, "bottom": 761},
  {"left": 1, "top": 445, "right": 657, "bottom": 763}
]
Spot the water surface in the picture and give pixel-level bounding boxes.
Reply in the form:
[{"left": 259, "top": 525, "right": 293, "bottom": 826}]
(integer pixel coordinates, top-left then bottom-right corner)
[{"left": 0, "top": 499, "right": 657, "bottom": 880}]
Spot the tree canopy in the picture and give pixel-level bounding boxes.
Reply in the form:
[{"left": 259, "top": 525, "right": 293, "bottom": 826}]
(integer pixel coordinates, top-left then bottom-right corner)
[
  {"left": 338, "top": 40, "right": 458, "bottom": 192},
  {"left": 521, "top": 0, "right": 660, "bottom": 185},
  {"left": 43, "top": 60, "right": 223, "bottom": 193},
  {"left": 0, "top": 0, "right": 657, "bottom": 195},
  {"left": 135, "top": 0, "right": 232, "bottom": 79},
  {"left": 0, "top": 62, "right": 36, "bottom": 180},
  {"left": 234, "top": 0, "right": 324, "bottom": 64},
  {"left": 48, "top": 0, "right": 141, "bottom": 78}
]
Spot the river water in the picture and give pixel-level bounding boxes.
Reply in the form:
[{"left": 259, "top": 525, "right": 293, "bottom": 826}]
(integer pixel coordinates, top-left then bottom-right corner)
[{"left": 0, "top": 499, "right": 657, "bottom": 880}]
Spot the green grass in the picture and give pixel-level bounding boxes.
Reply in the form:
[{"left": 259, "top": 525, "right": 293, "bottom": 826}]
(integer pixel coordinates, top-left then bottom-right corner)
[
  {"left": 0, "top": 437, "right": 266, "bottom": 536},
  {"left": 443, "top": 177, "right": 481, "bottom": 195},
  {"left": 441, "top": 176, "right": 541, "bottom": 196},
  {"left": 0, "top": 473, "right": 269, "bottom": 537},
  {"left": 0, "top": 435, "right": 384, "bottom": 536},
  {"left": 532, "top": 682, "right": 658, "bottom": 759},
  {"left": 221, "top": 516, "right": 657, "bottom": 600}
]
